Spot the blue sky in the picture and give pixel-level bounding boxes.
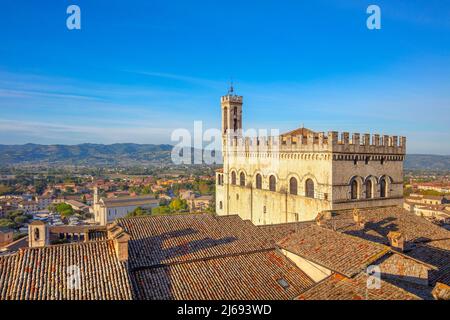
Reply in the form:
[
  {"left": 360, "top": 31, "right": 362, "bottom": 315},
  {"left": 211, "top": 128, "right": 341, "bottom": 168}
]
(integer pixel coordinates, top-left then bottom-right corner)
[{"left": 0, "top": 0, "right": 449, "bottom": 154}]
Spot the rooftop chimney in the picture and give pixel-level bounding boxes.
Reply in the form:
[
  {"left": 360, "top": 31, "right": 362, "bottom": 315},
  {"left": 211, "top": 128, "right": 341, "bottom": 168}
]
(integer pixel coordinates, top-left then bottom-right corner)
[
  {"left": 113, "top": 232, "right": 130, "bottom": 262},
  {"left": 387, "top": 231, "right": 405, "bottom": 251},
  {"left": 107, "top": 222, "right": 130, "bottom": 262},
  {"left": 432, "top": 282, "right": 450, "bottom": 300},
  {"left": 352, "top": 208, "right": 365, "bottom": 229}
]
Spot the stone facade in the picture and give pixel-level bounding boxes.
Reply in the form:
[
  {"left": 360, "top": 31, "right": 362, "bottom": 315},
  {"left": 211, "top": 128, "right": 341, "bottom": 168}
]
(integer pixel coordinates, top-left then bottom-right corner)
[{"left": 216, "top": 91, "right": 406, "bottom": 225}]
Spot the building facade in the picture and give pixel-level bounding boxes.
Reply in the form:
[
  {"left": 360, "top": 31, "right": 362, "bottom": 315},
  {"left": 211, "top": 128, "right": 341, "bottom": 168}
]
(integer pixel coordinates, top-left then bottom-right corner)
[
  {"left": 92, "top": 187, "right": 159, "bottom": 225},
  {"left": 216, "top": 90, "right": 406, "bottom": 225}
]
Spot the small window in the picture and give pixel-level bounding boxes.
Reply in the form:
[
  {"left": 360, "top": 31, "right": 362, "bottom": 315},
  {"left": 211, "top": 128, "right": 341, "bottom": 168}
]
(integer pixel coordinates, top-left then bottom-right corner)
[
  {"left": 34, "top": 228, "right": 40, "bottom": 241},
  {"left": 305, "top": 179, "right": 314, "bottom": 198},
  {"left": 219, "top": 201, "right": 223, "bottom": 209},
  {"left": 240, "top": 172, "right": 246, "bottom": 187},
  {"left": 236, "top": 194, "right": 239, "bottom": 200},
  {"left": 231, "top": 171, "right": 236, "bottom": 185},
  {"left": 365, "top": 157, "right": 370, "bottom": 165},
  {"left": 269, "top": 175, "right": 276, "bottom": 192},
  {"left": 380, "top": 178, "right": 387, "bottom": 198},
  {"left": 277, "top": 278, "right": 290, "bottom": 290},
  {"left": 366, "top": 180, "right": 373, "bottom": 199},
  {"left": 351, "top": 179, "right": 358, "bottom": 200},
  {"left": 289, "top": 177, "right": 298, "bottom": 195},
  {"left": 255, "top": 174, "right": 262, "bottom": 189},
  {"left": 263, "top": 206, "right": 266, "bottom": 214}
]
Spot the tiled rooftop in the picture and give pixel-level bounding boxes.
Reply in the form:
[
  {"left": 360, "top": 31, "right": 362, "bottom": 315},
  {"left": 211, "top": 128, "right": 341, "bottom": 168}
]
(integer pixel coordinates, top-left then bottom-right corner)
[
  {"left": 117, "top": 214, "right": 274, "bottom": 269},
  {"left": 275, "top": 224, "right": 389, "bottom": 278},
  {"left": 131, "top": 250, "right": 314, "bottom": 300},
  {"left": 297, "top": 273, "right": 420, "bottom": 300},
  {"left": 0, "top": 241, "right": 133, "bottom": 300},
  {"left": 322, "top": 207, "right": 450, "bottom": 246},
  {"left": 321, "top": 207, "right": 450, "bottom": 288}
]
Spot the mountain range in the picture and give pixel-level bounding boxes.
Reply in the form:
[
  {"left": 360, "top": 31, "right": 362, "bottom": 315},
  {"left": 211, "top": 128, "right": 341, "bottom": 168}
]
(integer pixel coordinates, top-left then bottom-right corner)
[{"left": 0, "top": 144, "right": 449, "bottom": 170}]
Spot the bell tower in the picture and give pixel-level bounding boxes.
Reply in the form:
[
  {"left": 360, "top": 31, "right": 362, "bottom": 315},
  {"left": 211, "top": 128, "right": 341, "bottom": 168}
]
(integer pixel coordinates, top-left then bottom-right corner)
[{"left": 221, "top": 84, "right": 243, "bottom": 136}]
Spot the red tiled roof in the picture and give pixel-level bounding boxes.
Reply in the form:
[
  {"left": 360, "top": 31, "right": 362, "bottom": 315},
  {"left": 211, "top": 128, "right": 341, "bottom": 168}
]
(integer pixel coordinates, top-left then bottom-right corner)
[
  {"left": 0, "top": 241, "right": 133, "bottom": 300},
  {"left": 117, "top": 214, "right": 274, "bottom": 269},
  {"left": 132, "top": 250, "right": 314, "bottom": 300},
  {"left": 297, "top": 273, "right": 420, "bottom": 300},
  {"left": 276, "top": 224, "right": 389, "bottom": 278}
]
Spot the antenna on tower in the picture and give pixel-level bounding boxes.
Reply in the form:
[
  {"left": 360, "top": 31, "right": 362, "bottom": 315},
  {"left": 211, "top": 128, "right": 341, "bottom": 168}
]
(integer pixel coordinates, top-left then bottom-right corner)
[{"left": 228, "top": 77, "right": 234, "bottom": 95}]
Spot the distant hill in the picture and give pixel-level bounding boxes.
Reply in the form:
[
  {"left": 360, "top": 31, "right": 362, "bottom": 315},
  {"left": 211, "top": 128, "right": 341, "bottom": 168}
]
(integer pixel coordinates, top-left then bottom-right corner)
[
  {"left": 0, "top": 144, "right": 448, "bottom": 170},
  {"left": 0, "top": 143, "right": 173, "bottom": 167},
  {"left": 404, "top": 154, "right": 450, "bottom": 171}
]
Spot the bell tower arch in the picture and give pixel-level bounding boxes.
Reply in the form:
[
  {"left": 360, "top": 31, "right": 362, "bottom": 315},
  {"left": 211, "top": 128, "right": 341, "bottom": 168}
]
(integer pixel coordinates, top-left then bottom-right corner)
[{"left": 221, "top": 84, "right": 243, "bottom": 137}]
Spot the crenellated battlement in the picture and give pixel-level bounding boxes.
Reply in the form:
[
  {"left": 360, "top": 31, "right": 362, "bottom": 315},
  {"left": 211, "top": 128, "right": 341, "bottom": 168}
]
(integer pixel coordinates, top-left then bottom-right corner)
[
  {"left": 224, "top": 131, "right": 406, "bottom": 155},
  {"left": 221, "top": 95, "right": 243, "bottom": 103}
]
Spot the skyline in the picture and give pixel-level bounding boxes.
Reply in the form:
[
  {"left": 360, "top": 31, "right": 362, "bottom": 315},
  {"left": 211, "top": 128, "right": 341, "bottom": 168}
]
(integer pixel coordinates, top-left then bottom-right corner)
[{"left": 0, "top": 1, "right": 449, "bottom": 154}]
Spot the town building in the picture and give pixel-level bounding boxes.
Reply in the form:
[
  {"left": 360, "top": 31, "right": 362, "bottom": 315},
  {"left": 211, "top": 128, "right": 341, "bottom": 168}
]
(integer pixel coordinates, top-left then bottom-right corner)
[
  {"left": 92, "top": 187, "right": 159, "bottom": 225},
  {"left": 0, "top": 228, "right": 13, "bottom": 247},
  {"left": 215, "top": 89, "right": 406, "bottom": 225}
]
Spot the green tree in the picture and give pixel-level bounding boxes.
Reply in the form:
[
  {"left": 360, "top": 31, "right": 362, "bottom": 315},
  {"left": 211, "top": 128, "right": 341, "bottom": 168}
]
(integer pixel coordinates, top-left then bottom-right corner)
[
  {"left": 0, "top": 219, "right": 16, "bottom": 229},
  {"left": 14, "top": 215, "right": 29, "bottom": 225},
  {"left": 55, "top": 203, "right": 74, "bottom": 218},
  {"left": 126, "top": 207, "right": 150, "bottom": 218},
  {"left": 152, "top": 206, "right": 171, "bottom": 215}
]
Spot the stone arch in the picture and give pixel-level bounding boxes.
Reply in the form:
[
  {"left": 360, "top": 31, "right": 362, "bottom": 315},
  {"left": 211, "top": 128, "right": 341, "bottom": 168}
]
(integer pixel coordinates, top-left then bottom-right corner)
[
  {"left": 289, "top": 177, "right": 298, "bottom": 195},
  {"left": 305, "top": 179, "right": 315, "bottom": 198},
  {"left": 349, "top": 176, "right": 364, "bottom": 200},
  {"left": 378, "top": 175, "right": 393, "bottom": 198},
  {"left": 255, "top": 172, "right": 262, "bottom": 189},
  {"left": 230, "top": 170, "right": 237, "bottom": 185},
  {"left": 239, "top": 171, "right": 246, "bottom": 187},
  {"left": 269, "top": 175, "right": 277, "bottom": 192}
]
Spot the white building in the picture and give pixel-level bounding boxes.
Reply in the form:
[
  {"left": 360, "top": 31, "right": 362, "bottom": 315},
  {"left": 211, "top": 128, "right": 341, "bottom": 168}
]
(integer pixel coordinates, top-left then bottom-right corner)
[{"left": 92, "top": 187, "right": 159, "bottom": 225}]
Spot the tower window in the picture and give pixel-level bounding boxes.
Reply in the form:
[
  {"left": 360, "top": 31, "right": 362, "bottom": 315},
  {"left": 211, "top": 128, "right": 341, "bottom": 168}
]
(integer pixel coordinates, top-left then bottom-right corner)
[
  {"left": 269, "top": 175, "right": 276, "bottom": 192},
  {"left": 380, "top": 177, "right": 387, "bottom": 198},
  {"left": 289, "top": 177, "right": 298, "bottom": 195},
  {"left": 366, "top": 180, "right": 373, "bottom": 199},
  {"left": 240, "top": 172, "right": 246, "bottom": 187},
  {"left": 305, "top": 179, "right": 314, "bottom": 198},
  {"left": 351, "top": 179, "right": 358, "bottom": 200},
  {"left": 255, "top": 174, "right": 262, "bottom": 189},
  {"left": 219, "top": 201, "right": 223, "bottom": 210},
  {"left": 34, "top": 228, "right": 40, "bottom": 241},
  {"left": 231, "top": 171, "right": 236, "bottom": 185}
]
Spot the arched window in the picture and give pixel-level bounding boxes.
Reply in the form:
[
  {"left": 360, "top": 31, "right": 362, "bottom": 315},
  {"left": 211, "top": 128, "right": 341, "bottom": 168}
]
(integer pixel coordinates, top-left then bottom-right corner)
[
  {"left": 305, "top": 179, "right": 314, "bottom": 198},
  {"left": 255, "top": 174, "right": 262, "bottom": 189},
  {"left": 231, "top": 171, "right": 236, "bottom": 185},
  {"left": 289, "top": 177, "right": 298, "bottom": 195},
  {"left": 240, "top": 172, "right": 245, "bottom": 187},
  {"left": 34, "top": 228, "right": 40, "bottom": 241},
  {"left": 219, "top": 201, "right": 223, "bottom": 210},
  {"left": 366, "top": 180, "right": 372, "bottom": 199},
  {"left": 233, "top": 106, "right": 238, "bottom": 131},
  {"left": 351, "top": 179, "right": 358, "bottom": 200},
  {"left": 269, "top": 175, "right": 276, "bottom": 192},
  {"left": 380, "top": 177, "right": 387, "bottom": 198}
]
